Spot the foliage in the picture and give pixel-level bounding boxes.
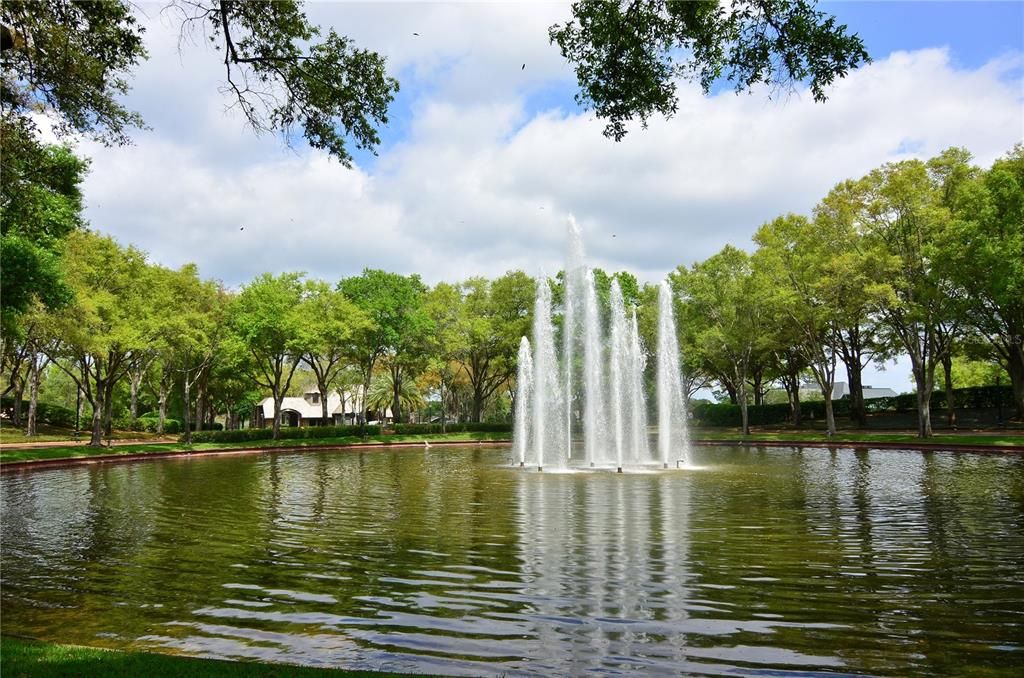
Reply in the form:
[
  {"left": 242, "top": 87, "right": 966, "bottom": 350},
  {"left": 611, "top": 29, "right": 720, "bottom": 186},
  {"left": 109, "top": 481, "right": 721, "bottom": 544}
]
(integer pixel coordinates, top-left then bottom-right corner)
[
  {"left": 186, "top": 424, "right": 381, "bottom": 444},
  {"left": 551, "top": 0, "right": 868, "bottom": 140},
  {"left": 0, "top": 396, "right": 75, "bottom": 427},
  {"left": 0, "top": 123, "right": 87, "bottom": 338},
  {"left": 391, "top": 422, "right": 512, "bottom": 434}
]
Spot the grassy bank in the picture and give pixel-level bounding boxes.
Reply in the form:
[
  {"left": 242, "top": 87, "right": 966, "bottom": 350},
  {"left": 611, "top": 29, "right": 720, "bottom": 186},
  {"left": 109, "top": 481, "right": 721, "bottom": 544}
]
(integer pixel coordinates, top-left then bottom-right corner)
[
  {"left": 0, "top": 636, "right": 426, "bottom": 677},
  {"left": 3, "top": 429, "right": 1022, "bottom": 466},
  {"left": 692, "top": 430, "right": 1024, "bottom": 448},
  {"left": 0, "top": 423, "right": 171, "bottom": 445},
  {"left": 0, "top": 431, "right": 511, "bottom": 465}
]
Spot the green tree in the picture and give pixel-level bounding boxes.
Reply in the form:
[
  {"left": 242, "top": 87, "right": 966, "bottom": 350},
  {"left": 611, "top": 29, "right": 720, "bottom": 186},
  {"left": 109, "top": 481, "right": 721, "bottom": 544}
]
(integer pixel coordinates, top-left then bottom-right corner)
[
  {"left": 939, "top": 145, "right": 1024, "bottom": 418},
  {"left": 423, "top": 282, "right": 469, "bottom": 431},
  {"left": 671, "top": 245, "right": 771, "bottom": 434},
  {"left": 0, "top": 125, "right": 87, "bottom": 339},
  {"left": 44, "top": 231, "right": 150, "bottom": 446},
  {"left": 551, "top": 0, "right": 868, "bottom": 141},
  {"left": 227, "top": 272, "right": 308, "bottom": 440},
  {"left": 455, "top": 272, "right": 535, "bottom": 422},
  {"left": 298, "top": 281, "right": 369, "bottom": 425},
  {"left": 1, "top": 0, "right": 398, "bottom": 165},
  {"left": 339, "top": 270, "right": 429, "bottom": 426},
  {"left": 858, "top": 150, "right": 972, "bottom": 437}
]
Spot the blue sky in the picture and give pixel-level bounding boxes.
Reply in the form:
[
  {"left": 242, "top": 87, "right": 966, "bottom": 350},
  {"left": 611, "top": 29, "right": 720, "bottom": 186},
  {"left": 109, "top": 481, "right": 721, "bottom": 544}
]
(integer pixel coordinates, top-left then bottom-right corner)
[{"left": 77, "top": 1, "right": 1023, "bottom": 393}]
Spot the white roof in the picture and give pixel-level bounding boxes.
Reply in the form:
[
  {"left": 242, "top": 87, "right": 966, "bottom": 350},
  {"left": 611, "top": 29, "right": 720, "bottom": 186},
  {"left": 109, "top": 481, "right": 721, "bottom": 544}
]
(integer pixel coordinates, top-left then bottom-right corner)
[{"left": 260, "top": 391, "right": 344, "bottom": 419}]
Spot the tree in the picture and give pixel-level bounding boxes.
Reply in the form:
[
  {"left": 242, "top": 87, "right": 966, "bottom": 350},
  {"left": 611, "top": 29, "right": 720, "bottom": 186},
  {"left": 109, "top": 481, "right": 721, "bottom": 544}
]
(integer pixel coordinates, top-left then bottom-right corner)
[
  {"left": 339, "top": 270, "right": 428, "bottom": 427},
  {"left": 298, "top": 281, "right": 368, "bottom": 425},
  {"left": 939, "top": 145, "right": 1024, "bottom": 419},
  {"left": 423, "top": 282, "right": 469, "bottom": 431},
  {"left": 1, "top": 0, "right": 398, "bottom": 165},
  {"left": 858, "top": 150, "right": 972, "bottom": 437},
  {"left": 550, "top": 0, "right": 868, "bottom": 141},
  {"left": 454, "top": 272, "right": 535, "bottom": 422},
  {"left": 672, "top": 245, "right": 770, "bottom": 434},
  {"left": 0, "top": 125, "right": 86, "bottom": 339},
  {"left": 44, "top": 231, "right": 150, "bottom": 446},
  {"left": 228, "top": 272, "right": 308, "bottom": 440},
  {"left": 755, "top": 214, "right": 843, "bottom": 435}
]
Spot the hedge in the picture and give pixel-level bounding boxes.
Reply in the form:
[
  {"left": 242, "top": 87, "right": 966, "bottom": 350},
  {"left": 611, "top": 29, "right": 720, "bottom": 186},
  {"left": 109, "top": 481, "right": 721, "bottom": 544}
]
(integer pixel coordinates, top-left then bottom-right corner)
[
  {"left": 184, "top": 424, "right": 382, "bottom": 444},
  {"left": 392, "top": 422, "right": 512, "bottom": 434},
  {"left": 692, "top": 399, "right": 852, "bottom": 427},
  {"left": 0, "top": 397, "right": 76, "bottom": 427}
]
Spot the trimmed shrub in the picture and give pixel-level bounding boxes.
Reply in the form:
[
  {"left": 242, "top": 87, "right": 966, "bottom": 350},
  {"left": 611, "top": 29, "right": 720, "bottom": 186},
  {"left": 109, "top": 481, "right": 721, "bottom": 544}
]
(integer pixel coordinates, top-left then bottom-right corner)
[
  {"left": 184, "top": 424, "right": 382, "bottom": 444},
  {"left": 392, "top": 422, "right": 512, "bottom": 435},
  {"left": 1, "top": 397, "right": 76, "bottom": 427}
]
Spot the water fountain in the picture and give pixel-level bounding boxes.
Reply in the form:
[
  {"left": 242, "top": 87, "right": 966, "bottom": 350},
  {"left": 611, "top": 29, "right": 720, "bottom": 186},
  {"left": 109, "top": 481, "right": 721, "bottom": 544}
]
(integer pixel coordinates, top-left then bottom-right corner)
[{"left": 514, "top": 217, "right": 690, "bottom": 471}]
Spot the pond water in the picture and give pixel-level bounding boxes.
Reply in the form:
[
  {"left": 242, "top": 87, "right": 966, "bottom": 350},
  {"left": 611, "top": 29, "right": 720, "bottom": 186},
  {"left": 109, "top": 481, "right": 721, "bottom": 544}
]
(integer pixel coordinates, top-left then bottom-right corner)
[{"left": 2, "top": 445, "right": 1023, "bottom": 676}]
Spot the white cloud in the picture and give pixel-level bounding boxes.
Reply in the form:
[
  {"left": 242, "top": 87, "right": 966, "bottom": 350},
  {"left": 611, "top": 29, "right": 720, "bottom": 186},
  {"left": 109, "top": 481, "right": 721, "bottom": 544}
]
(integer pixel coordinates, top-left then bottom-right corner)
[{"left": 74, "top": 7, "right": 1023, "bottom": 391}]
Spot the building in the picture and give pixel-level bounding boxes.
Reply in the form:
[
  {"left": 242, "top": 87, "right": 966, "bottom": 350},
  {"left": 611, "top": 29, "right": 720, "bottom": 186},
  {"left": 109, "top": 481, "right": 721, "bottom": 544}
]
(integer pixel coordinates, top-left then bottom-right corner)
[
  {"left": 796, "top": 382, "right": 897, "bottom": 401},
  {"left": 255, "top": 389, "right": 393, "bottom": 428}
]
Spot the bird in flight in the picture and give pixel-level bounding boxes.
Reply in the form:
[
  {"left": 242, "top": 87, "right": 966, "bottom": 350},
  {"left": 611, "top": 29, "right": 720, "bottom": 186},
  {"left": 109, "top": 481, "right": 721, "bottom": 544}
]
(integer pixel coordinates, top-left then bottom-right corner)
[
  {"left": 413, "top": 32, "right": 420, "bottom": 36},
  {"left": 239, "top": 226, "right": 245, "bottom": 231},
  {"left": 521, "top": 63, "right": 525, "bottom": 70}
]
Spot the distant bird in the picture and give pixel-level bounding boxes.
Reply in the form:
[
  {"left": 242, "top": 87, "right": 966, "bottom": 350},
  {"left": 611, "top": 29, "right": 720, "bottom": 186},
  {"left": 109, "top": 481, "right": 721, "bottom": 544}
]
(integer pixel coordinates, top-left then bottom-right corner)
[
  {"left": 521, "top": 63, "right": 525, "bottom": 70},
  {"left": 612, "top": 234, "right": 617, "bottom": 238},
  {"left": 239, "top": 226, "right": 245, "bottom": 231},
  {"left": 413, "top": 32, "right": 420, "bottom": 36}
]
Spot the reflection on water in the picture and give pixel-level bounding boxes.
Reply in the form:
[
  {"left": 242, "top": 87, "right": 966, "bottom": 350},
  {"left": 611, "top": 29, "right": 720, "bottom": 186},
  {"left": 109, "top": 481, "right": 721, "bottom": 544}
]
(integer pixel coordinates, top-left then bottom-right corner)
[{"left": 2, "top": 446, "right": 1023, "bottom": 676}]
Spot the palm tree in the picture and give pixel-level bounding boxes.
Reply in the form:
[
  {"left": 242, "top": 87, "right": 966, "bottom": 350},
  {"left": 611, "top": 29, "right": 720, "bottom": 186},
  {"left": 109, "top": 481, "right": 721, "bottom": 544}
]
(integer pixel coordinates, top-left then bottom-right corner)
[{"left": 366, "top": 370, "right": 425, "bottom": 423}]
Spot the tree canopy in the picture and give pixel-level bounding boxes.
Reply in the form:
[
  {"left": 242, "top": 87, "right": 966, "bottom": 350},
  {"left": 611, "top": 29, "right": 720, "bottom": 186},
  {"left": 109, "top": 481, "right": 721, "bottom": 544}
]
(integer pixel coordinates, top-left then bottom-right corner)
[{"left": 550, "top": 0, "right": 869, "bottom": 140}]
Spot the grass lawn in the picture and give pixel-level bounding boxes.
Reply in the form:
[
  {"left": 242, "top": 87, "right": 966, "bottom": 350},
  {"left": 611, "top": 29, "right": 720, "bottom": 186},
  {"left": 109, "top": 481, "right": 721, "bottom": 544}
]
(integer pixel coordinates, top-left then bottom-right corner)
[
  {"left": 0, "top": 431, "right": 512, "bottom": 465},
  {"left": 0, "top": 423, "right": 170, "bottom": 445},
  {"left": 691, "top": 429, "right": 1024, "bottom": 448},
  {"left": 0, "top": 636, "right": 429, "bottom": 677}
]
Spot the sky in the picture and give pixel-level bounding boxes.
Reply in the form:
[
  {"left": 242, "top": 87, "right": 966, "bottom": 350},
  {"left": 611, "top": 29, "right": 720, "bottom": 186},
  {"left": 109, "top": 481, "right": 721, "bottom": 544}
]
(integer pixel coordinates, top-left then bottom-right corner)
[{"left": 73, "top": 1, "right": 1023, "bottom": 393}]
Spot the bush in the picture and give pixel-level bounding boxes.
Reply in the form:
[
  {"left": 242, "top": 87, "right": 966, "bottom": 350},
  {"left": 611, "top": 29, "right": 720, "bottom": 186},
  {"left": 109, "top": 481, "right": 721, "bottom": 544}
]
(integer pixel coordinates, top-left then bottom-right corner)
[
  {"left": 392, "top": 422, "right": 512, "bottom": 434},
  {"left": 0, "top": 397, "right": 76, "bottom": 427},
  {"left": 184, "top": 424, "right": 382, "bottom": 444},
  {"left": 137, "top": 417, "right": 181, "bottom": 434},
  {"left": 691, "top": 399, "right": 850, "bottom": 427}
]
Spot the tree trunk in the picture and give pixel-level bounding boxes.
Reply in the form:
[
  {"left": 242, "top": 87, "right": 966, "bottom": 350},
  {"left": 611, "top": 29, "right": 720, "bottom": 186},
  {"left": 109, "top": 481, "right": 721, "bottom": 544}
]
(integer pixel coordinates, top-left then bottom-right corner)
[
  {"left": 26, "top": 356, "right": 42, "bottom": 436},
  {"left": 11, "top": 375, "right": 25, "bottom": 428},
  {"left": 103, "top": 379, "right": 115, "bottom": 439},
  {"left": 737, "top": 378, "right": 750, "bottom": 435},
  {"left": 942, "top": 353, "right": 956, "bottom": 429},
  {"left": 89, "top": 378, "right": 105, "bottom": 446},
  {"left": 440, "top": 380, "right": 447, "bottom": 433},
  {"left": 823, "top": 392, "right": 836, "bottom": 436},
  {"left": 182, "top": 371, "right": 192, "bottom": 445},
  {"left": 471, "top": 387, "right": 484, "bottom": 423},
  {"left": 320, "top": 385, "right": 330, "bottom": 426},
  {"left": 272, "top": 395, "right": 283, "bottom": 440},
  {"left": 129, "top": 365, "right": 143, "bottom": 424},
  {"left": 914, "top": 369, "right": 934, "bottom": 438},
  {"left": 390, "top": 365, "right": 402, "bottom": 425},
  {"left": 846, "top": 360, "right": 867, "bottom": 427},
  {"left": 194, "top": 377, "right": 205, "bottom": 434},
  {"left": 157, "top": 373, "right": 169, "bottom": 434}
]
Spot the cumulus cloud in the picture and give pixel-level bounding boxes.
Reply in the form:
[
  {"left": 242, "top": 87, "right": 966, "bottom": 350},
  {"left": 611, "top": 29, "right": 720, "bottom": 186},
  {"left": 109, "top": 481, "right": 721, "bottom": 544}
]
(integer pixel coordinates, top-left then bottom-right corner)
[{"left": 73, "top": 5, "right": 1023, "bottom": 391}]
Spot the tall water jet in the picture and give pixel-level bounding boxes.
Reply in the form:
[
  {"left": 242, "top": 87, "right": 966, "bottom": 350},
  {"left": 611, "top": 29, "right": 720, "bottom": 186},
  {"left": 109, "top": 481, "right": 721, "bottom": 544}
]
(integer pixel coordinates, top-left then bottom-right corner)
[
  {"left": 609, "top": 279, "right": 628, "bottom": 472},
  {"left": 514, "top": 337, "right": 534, "bottom": 467},
  {"left": 582, "top": 268, "right": 606, "bottom": 467},
  {"left": 515, "top": 216, "right": 690, "bottom": 472},
  {"left": 627, "top": 308, "right": 651, "bottom": 464},
  {"left": 532, "top": 278, "right": 563, "bottom": 471},
  {"left": 657, "top": 281, "right": 689, "bottom": 467},
  {"left": 563, "top": 217, "right": 586, "bottom": 461}
]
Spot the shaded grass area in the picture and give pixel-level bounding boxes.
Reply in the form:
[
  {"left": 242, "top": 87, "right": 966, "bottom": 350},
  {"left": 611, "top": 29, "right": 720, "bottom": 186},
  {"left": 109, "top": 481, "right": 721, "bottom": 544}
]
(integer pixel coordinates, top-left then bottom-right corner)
[
  {"left": 0, "top": 431, "right": 511, "bottom": 464},
  {"left": 692, "top": 429, "right": 1024, "bottom": 447},
  {"left": 0, "top": 423, "right": 169, "bottom": 445},
  {"left": 0, "top": 637, "right": 425, "bottom": 677}
]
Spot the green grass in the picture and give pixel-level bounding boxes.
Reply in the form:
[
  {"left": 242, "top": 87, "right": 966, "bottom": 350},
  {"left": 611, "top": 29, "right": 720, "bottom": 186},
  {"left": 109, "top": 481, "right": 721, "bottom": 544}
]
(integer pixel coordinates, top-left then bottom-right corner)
[
  {"left": 0, "top": 423, "right": 170, "bottom": 445},
  {"left": 0, "top": 431, "right": 512, "bottom": 465},
  {"left": 691, "top": 429, "right": 1024, "bottom": 447},
  {"left": 0, "top": 636, "right": 428, "bottom": 677},
  {"left": 3, "top": 428, "right": 1021, "bottom": 466}
]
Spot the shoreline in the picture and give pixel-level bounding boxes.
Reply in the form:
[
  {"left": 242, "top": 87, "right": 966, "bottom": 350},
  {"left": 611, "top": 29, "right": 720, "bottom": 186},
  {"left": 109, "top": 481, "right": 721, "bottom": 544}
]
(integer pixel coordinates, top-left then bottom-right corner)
[{"left": 3, "top": 435, "right": 1022, "bottom": 473}]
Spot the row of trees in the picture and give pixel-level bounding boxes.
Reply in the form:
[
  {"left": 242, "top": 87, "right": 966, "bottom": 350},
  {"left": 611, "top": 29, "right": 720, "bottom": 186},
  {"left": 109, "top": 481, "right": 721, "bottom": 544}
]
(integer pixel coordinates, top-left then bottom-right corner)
[
  {"left": 669, "top": 145, "right": 1023, "bottom": 437},
  {"left": 3, "top": 144, "right": 1019, "bottom": 443}
]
